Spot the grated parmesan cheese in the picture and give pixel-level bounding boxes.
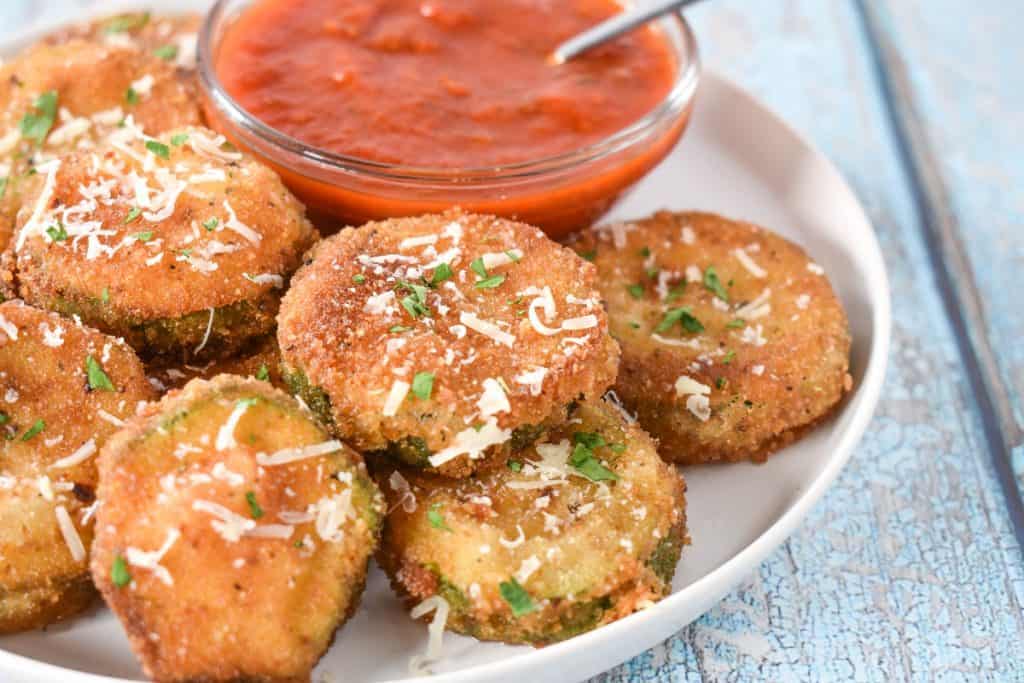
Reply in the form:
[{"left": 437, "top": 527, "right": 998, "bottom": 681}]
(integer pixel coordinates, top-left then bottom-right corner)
[{"left": 55, "top": 506, "right": 86, "bottom": 562}]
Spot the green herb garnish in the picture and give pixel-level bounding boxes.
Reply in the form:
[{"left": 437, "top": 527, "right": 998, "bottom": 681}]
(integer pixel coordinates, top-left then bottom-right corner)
[
  {"left": 245, "top": 491, "right": 264, "bottom": 519},
  {"left": 499, "top": 578, "right": 536, "bottom": 617},
  {"left": 427, "top": 502, "right": 451, "bottom": 532},
  {"left": 153, "top": 44, "right": 179, "bottom": 61},
  {"left": 655, "top": 307, "right": 704, "bottom": 334},
  {"left": 726, "top": 318, "right": 745, "bottom": 329},
  {"left": 569, "top": 443, "right": 619, "bottom": 482},
  {"left": 86, "top": 355, "right": 115, "bottom": 391},
  {"left": 255, "top": 364, "right": 270, "bottom": 382},
  {"left": 202, "top": 217, "right": 219, "bottom": 231},
  {"left": 124, "top": 207, "right": 142, "bottom": 223},
  {"left": 134, "top": 231, "right": 153, "bottom": 242},
  {"left": 411, "top": 372, "right": 434, "bottom": 400},
  {"left": 470, "top": 257, "right": 487, "bottom": 278},
  {"left": 145, "top": 140, "right": 170, "bottom": 159},
  {"left": 431, "top": 262, "right": 453, "bottom": 285},
  {"left": 46, "top": 223, "right": 67, "bottom": 242},
  {"left": 111, "top": 555, "right": 131, "bottom": 587},
  {"left": 627, "top": 284, "right": 644, "bottom": 299},
  {"left": 170, "top": 132, "right": 189, "bottom": 146},
  {"left": 703, "top": 266, "right": 729, "bottom": 301},
  {"left": 475, "top": 274, "right": 505, "bottom": 289},
  {"left": 19, "top": 90, "right": 58, "bottom": 145},
  {"left": 104, "top": 12, "right": 149, "bottom": 34},
  {"left": 352, "top": 274, "right": 366, "bottom": 284},
  {"left": 20, "top": 419, "right": 44, "bottom": 441},
  {"left": 125, "top": 87, "right": 139, "bottom": 106}
]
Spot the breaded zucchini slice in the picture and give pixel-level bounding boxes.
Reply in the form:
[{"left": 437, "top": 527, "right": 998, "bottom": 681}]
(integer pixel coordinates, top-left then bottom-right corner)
[
  {"left": 40, "top": 12, "right": 201, "bottom": 73},
  {"left": 570, "top": 211, "right": 853, "bottom": 465},
  {"left": 91, "top": 375, "right": 383, "bottom": 682},
  {"left": 146, "top": 334, "right": 286, "bottom": 395},
  {"left": 0, "top": 300, "right": 154, "bottom": 633},
  {"left": 279, "top": 209, "right": 620, "bottom": 478},
  {"left": 377, "top": 398, "right": 687, "bottom": 646},
  {"left": 5, "top": 125, "right": 318, "bottom": 360},
  {"left": 0, "top": 38, "right": 202, "bottom": 250}
]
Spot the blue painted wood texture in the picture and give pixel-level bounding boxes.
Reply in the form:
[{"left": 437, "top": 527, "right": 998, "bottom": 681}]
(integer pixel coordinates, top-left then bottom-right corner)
[{"left": 2, "top": 1, "right": 1022, "bottom": 681}]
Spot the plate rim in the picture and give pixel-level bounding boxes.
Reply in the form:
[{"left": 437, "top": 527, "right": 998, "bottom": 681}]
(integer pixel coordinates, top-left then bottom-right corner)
[{"left": 0, "top": 6, "right": 892, "bottom": 682}]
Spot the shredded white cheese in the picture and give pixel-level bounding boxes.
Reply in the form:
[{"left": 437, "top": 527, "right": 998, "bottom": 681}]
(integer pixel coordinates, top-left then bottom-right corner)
[
  {"left": 429, "top": 418, "right": 511, "bottom": 467},
  {"left": 55, "top": 506, "right": 86, "bottom": 562},
  {"left": 459, "top": 312, "right": 515, "bottom": 347},
  {"left": 256, "top": 440, "right": 343, "bottom": 466},
  {"left": 51, "top": 438, "right": 97, "bottom": 469},
  {"left": 383, "top": 380, "right": 411, "bottom": 417}
]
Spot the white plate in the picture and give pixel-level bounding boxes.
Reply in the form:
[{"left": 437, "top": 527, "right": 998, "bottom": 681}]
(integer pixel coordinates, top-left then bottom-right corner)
[{"left": 0, "top": 5, "right": 890, "bottom": 682}]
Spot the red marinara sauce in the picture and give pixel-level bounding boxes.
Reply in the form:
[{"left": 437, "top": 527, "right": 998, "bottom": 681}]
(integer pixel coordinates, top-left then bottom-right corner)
[{"left": 216, "top": 0, "right": 677, "bottom": 169}]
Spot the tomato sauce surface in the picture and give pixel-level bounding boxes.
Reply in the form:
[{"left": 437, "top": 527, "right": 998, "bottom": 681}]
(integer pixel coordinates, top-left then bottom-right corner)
[{"left": 216, "top": 0, "right": 677, "bottom": 168}]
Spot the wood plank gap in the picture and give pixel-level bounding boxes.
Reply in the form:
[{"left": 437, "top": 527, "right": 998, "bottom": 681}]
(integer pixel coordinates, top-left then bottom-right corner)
[{"left": 852, "top": 0, "right": 1024, "bottom": 552}]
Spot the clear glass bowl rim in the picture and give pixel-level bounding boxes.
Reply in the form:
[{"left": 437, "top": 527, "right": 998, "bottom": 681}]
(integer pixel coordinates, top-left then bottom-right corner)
[{"left": 197, "top": 0, "right": 702, "bottom": 183}]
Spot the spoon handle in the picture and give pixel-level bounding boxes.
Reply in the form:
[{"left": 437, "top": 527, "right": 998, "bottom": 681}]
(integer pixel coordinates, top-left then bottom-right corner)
[{"left": 553, "top": 0, "right": 706, "bottom": 64}]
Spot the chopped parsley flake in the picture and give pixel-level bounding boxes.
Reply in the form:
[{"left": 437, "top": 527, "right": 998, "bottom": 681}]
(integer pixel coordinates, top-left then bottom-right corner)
[
  {"left": 125, "top": 87, "right": 140, "bottom": 106},
  {"left": 609, "top": 443, "right": 627, "bottom": 454},
  {"left": 470, "top": 257, "right": 488, "bottom": 278},
  {"left": 431, "top": 262, "right": 453, "bottom": 285},
  {"left": 0, "top": 176, "right": 7, "bottom": 200},
  {"left": 170, "top": 132, "right": 189, "bottom": 146},
  {"left": 703, "top": 266, "right": 729, "bottom": 301},
  {"left": 716, "top": 377, "right": 727, "bottom": 389},
  {"left": 629, "top": 321, "right": 641, "bottom": 329},
  {"left": 475, "top": 274, "right": 506, "bottom": 289},
  {"left": 569, "top": 443, "right": 619, "bottom": 482},
  {"left": 155, "top": 45, "right": 179, "bottom": 61},
  {"left": 411, "top": 372, "right": 434, "bottom": 400},
  {"left": 245, "top": 491, "right": 264, "bottom": 519},
  {"left": 145, "top": 140, "right": 170, "bottom": 159},
  {"left": 398, "top": 280, "right": 431, "bottom": 318},
  {"left": 0, "top": 412, "right": 8, "bottom": 425},
  {"left": 203, "top": 217, "right": 219, "bottom": 231},
  {"left": 579, "top": 249, "right": 597, "bottom": 262},
  {"left": 572, "top": 431, "right": 606, "bottom": 449},
  {"left": 666, "top": 282, "right": 687, "bottom": 301},
  {"left": 124, "top": 207, "right": 142, "bottom": 223},
  {"left": 111, "top": 555, "right": 131, "bottom": 588},
  {"left": 499, "top": 578, "right": 536, "bottom": 617},
  {"left": 389, "top": 325, "right": 410, "bottom": 333},
  {"left": 726, "top": 318, "right": 746, "bottom": 329},
  {"left": 639, "top": 246, "right": 651, "bottom": 258},
  {"left": 507, "top": 460, "right": 523, "bottom": 472},
  {"left": 352, "top": 274, "right": 366, "bottom": 284},
  {"left": 627, "top": 284, "right": 644, "bottom": 299},
  {"left": 104, "top": 12, "right": 149, "bottom": 33},
  {"left": 21, "top": 419, "right": 44, "bottom": 442},
  {"left": 427, "top": 502, "right": 451, "bottom": 532},
  {"left": 722, "top": 349, "right": 736, "bottom": 365},
  {"left": 505, "top": 249, "right": 521, "bottom": 262},
  {"left": 86, "top": 355, "right": 115, "bottom": 392},
  {"left": 19, "top": 90, "right": 58, "bottom": 145},
  {"left": 255, "top": 364, "right": 270, "bottom": 382},
  {"left": 134, "top": 231, "right": 154, "bottom": 242},
  {"left": 46, "top": 223, "right": 67, "bottom": 242},
  {"left": 101, "top": 287, "right": 110, "bottom": 304},
  {"left": 655, "top": 307, "right": 704, "bottom": 334}
]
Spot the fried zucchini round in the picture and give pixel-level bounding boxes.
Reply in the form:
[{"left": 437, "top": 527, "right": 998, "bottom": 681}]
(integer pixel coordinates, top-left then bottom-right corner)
[
  {"left": 570, "top": 211, "right": 852, "bottom": 465},
  {"left": 4, "top": 125, "right": 318, "bottom": 360},
  {"left": 279, "top": 210, "right": 620, "bottom": 478},
  {"left": 91, "top": 375, "right": 383, "bottom": 682},
  {"left": 0, "top": 300, "right": 154, "bottom": 633},
  {"left": 41, "top": 12, "right": 201, "bottom": 73},
  {"left": 146, "top": 334, "right": 285, "bottom": 395},
  {"left": 0, "top": 39, "right": 202, "bottom": 250},
  {"left": 377, "top": 398, "right": 687, "bottom": 646}
]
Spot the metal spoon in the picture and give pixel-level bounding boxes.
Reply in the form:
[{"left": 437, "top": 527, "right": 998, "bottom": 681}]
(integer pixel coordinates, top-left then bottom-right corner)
[{"left": 552, "top": 0, "right": 706, "bottom": 64}]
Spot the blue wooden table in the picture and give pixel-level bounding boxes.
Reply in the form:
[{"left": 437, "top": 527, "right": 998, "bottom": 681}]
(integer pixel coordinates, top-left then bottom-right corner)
[{"left": 5, "top": 1, "right": 1023, "bottom": 680}]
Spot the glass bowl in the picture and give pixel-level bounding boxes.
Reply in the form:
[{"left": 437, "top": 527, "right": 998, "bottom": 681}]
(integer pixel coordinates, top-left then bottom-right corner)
[{"left": 197, "top": 0, "right": 701, "bottom": 238}]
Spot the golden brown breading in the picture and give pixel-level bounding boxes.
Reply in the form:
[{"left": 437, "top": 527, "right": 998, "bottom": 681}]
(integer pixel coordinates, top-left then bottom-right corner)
[
  {"left": 278, "top": 209, "right": 620, "bottom": 477},
  {"left": 4, "top": 125, "right": 318, "bottom": 360},
  {"left": 0, "top": 300, "right": 154, "bottom": 633},
  {"left": 570, "top": 211, "right": 852, "bottom": 465},
  {"left": 376, "top": 398, "right": 687, "bottom": 646},
  {"left": 40, "top": 12, "right": 201, "bottom": 73},
  {"left": 146, "top": 334, "right": 286, "bottom": 395},
  {"left": 0, "top": 39, "right": 202, "bottom": 251},
  {"left": 91, "top": 375, "right": 383, "bottom": 682}
]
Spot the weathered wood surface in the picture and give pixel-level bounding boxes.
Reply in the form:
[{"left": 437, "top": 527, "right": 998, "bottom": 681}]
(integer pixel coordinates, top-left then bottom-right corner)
[{"left": 3, "top": 1, "right": 1022, "bottom": 681}]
